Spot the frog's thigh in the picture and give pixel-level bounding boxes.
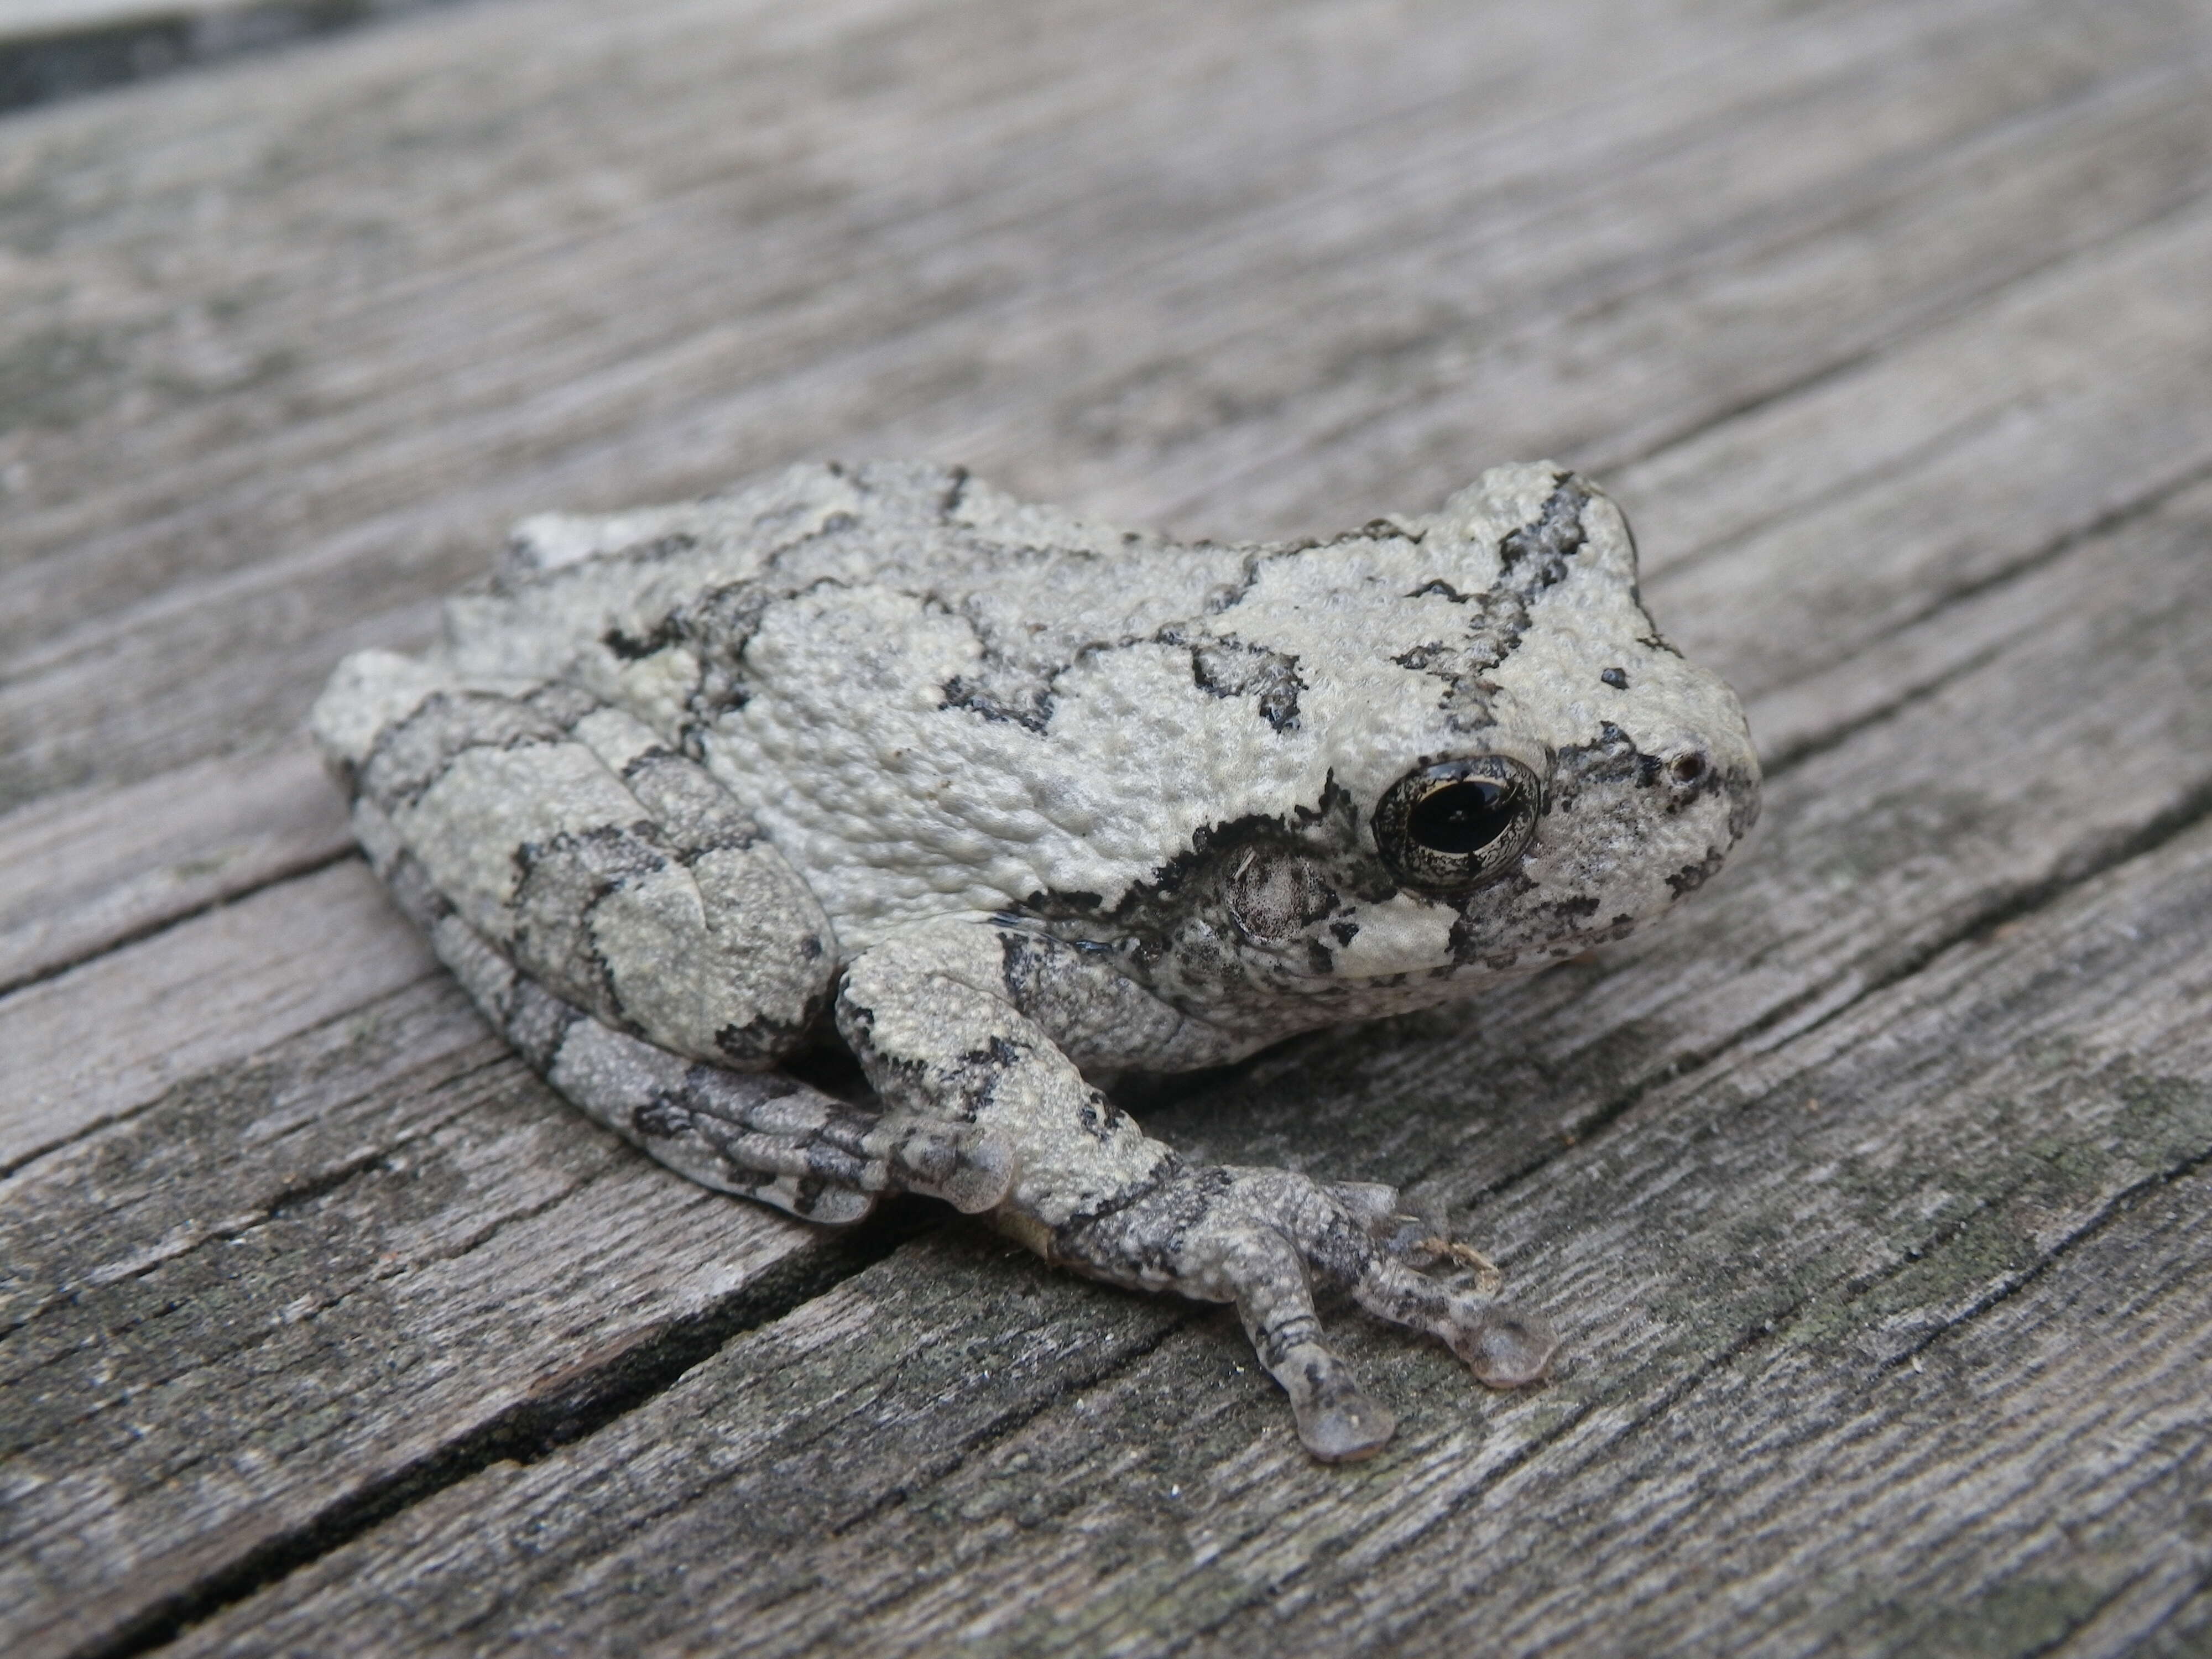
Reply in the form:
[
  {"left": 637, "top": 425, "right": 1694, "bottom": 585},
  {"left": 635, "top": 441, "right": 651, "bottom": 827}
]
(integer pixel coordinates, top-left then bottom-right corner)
[
  {"left": 415, "top": 880, "right": 878, "bottom": 1222},
  {"left": 361, "top": 821, "right": 1009, "bottom": 1224},
  {"left": 330, "top": 658, "right": 834, "bottom": 1068}
]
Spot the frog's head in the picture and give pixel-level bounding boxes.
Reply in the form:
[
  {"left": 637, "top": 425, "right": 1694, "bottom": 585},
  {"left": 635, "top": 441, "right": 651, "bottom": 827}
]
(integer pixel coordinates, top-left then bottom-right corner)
[{"left": 1144, "top": 465, "right": 1761, "bottom": 1010}]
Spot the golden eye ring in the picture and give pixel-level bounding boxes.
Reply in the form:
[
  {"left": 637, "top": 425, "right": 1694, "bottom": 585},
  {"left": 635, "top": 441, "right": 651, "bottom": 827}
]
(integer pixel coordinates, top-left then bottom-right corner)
[{"left": 1373, "top": 757, "right": 1542, "bottom": 893}]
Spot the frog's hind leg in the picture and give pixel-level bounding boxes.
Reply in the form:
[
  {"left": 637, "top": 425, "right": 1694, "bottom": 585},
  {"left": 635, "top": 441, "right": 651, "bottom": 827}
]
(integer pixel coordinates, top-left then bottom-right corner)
[
  {"left": 311, "top": 650, "right": 965, "bottom": 1222},
  {"left": 351, "top": 799, "right": 1010, "bottom": 1225},
  {"left": 313, "top": 649, "right": 834, "bottom": 1071},
  {"left": 422, "top": 888, "right": 883, "bottom": 1223}
]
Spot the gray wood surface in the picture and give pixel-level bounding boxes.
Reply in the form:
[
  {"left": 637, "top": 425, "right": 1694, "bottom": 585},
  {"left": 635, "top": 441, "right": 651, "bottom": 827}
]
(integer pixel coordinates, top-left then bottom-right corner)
[{"left": 2, "top": 1, "right": 2208, "bottom": 1655}]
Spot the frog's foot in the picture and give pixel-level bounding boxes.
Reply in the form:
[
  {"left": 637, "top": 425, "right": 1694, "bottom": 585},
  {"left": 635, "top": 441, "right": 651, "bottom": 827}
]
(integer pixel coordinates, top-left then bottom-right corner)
[
  {"left": 1319, "top": 1180, "right": 1506, "bottom": 1293},
  {"left": 1053, "top": 1166, "right": 1557, "bottom": 1462}
]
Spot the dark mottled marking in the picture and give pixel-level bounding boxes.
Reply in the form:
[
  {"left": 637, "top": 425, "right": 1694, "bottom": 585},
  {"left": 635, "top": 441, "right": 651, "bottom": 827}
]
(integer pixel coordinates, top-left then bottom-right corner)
[
  {"left": 1190, "top": 638, "right": 1304, "bottom": 731},
  {"left": 786, "top": 1174, "right": 833, "bottom": 1217},
  {"left": 1668, "top": 848, "right": 1729, "bottom": 898},
  {"left": 714, "top": 1006, "right": 817, "bottom": 1065},
  {"left": 1601, "top": 666, "right": 1629, "bottom": 689},
  {"left": 603, "top": 616, "right": 685, "bottom": 661},
  {"left": 1551, "top": 722, "right": 1659, "bottom": 811},
  {"left": 620, "top": 747, "right": 760, "bottom": 857},
  {"left": 1406, "top": 578, "right": 1474, "bottom": 603},
  {"left": 1441, "top": 866, "right": 1543, "bottom": 968},
  {"left": 1726, "top": 776, "right": 1764, "bottom": 842},
  {"left": 1075, "top": 1087, "right": 1124, "bottom": 1145},
  {"left": 1016, "top": 775, "right": 1400, "bottom": 1010},
  {"left": 671, "top": 577, "right": 805, "bottom": 718},
  {"left": 631, "top": 1096, "right": 697, "bottom": 1144},
  {"left": 937, "top": 1034, "right": 1029, "bottom": 1122},
  {"left": 510, "top": 822, "right": 672, "bottom": 1022},
  {"left": 359, "top": 688, "right": 579, "bottom": 811},
  {"left": 1393, "top": 476, "right": 1594, "bottom": 733},
  {"left": 995, "top": 927, "right": 1076, "bottom": 1016},
  {"left": 1497, "top": 475, "right": 1589, "bottom": 579},
  {"left": 1057, "top": 1162, "right": 1230, "bottom": 1275},
  {"left": 1556, "top": 722, "right": 1747, "bottom": 823},
  {"left": 941, "top": 672, "right": 1055, "bottom": 732}
]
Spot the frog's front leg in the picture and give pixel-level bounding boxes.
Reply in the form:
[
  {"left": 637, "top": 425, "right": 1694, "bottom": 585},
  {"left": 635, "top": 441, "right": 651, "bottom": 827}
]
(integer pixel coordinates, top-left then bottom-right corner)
[{"left": 838, "top": 921, "right": 1559, "bottom": 1462}]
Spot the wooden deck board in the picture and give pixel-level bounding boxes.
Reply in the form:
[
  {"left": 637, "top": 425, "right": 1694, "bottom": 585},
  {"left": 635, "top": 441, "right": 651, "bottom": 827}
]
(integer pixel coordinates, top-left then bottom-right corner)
[{"left": 2, "top": 0, "right": 2209, "bottom": 1654}]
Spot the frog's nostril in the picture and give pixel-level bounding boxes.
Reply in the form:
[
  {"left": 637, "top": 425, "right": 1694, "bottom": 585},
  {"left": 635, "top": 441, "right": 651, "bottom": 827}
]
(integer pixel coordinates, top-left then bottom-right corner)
[{"left": 1670, "top": 752, "right": 1708, "bottom": 785}]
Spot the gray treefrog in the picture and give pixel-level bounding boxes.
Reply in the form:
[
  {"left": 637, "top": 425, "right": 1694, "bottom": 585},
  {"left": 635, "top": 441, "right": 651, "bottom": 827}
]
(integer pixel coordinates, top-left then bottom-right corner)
[{"left": 311, "top": 460, "right": 1759, "bottom": 1461}]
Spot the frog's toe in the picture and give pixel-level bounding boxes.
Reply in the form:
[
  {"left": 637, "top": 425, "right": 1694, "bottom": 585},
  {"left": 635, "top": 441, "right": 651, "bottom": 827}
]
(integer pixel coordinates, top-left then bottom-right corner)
[
  {"left": 1452, "top": 1305, "right": 1560, "bottom": 1387},
  {"left": 1225, "top": 1225, "right": 1399, "bottom": 1462},
  {"left": 877, "top": 1118, "right": 1018, "bottom": 1214},
  {"left": 1292, "top": 1374, "right": 1398, "bottom": 1463},
  {"left": 1353, "top": 1256, "right": 1559, "bottom": 1389}
]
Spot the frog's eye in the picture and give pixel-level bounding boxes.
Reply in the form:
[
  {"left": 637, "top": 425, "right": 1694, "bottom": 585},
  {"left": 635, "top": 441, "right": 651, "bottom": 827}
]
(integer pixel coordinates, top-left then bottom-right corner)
[{"left": 1374, "top": 757, "right": 1542, "bottom": 893}]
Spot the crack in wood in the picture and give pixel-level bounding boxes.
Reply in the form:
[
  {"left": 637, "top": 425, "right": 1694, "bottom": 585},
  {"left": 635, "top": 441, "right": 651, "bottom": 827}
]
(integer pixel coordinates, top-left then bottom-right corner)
[
  {"left": 0, "top": 846, "right": 357, "bottom": 1004},
  {"left": 1869, "top": 1135, "right": 2212, "bottom": 1383},
  {"left": 62, "top": 1202, "right": 933, "bottom": 1659}
]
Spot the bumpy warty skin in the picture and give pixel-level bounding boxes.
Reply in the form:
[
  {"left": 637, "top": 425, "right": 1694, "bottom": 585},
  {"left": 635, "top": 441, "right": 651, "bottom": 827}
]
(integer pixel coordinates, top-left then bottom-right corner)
[{"left": 311, "top": 459, "right": 1761, "bottom": 1463}]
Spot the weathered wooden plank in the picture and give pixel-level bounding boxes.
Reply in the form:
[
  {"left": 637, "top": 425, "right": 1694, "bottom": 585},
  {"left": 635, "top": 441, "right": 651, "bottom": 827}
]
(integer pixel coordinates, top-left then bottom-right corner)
[
  {"left": 0, "top": 968, "right": 862, "bottom": 1659},
  {"left": 0, "top": 860, "right": 435, "bottom": 1170},
  {"left": 0, "top": 737, "right": 346, "bottom": 995},
  {"left": 6, "top": 0, "right": 2209, "bottom": 805},
  {"left": 1229, "top": 35, "right": 2212, "bottom": 534},
  {"left": 0, "top": 0, "right": 2206, "bottom": 1652},
  {"left": 1617, "top": 191, "right": 2212, "bottom": 717},
  {"left": 0, "top": 0, "right": 1804, "bottom": 611},
  {"left": 9, "top": 467, "right": 2206, "bottom": 1657},
  {"left": 160, "top": 766, "right": 2212, "bottom": 1658},
  {"left": 0, "top": 1, "right": 462, "bottom": 116}
]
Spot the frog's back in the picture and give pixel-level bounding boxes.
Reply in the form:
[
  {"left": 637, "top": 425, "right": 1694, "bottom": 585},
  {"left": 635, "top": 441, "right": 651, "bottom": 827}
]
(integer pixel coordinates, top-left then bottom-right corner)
[
  {"left": 411, "top": 458, "right": 1626, "bottom": 951},
  {"left": 438, "top": 461, "right": 1247, "bottom": 684},
  {"left": 419, "top": 462, "right": 1314, "bottom": 946}
]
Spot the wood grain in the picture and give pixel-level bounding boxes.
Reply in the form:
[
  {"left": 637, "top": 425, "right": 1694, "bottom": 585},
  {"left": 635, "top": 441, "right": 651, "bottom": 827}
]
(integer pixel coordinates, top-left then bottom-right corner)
[
  {"left": 0, "top": 739, "right": 348, "bottom": 997},
  {"left": 1, "top": 0, "right": 2208, "bottom": 1653}
]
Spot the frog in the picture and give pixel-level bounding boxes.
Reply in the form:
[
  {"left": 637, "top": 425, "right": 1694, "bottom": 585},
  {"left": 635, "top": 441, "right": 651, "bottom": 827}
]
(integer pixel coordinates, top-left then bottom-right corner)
[{"left": 310, "top": 458, "right": 1760, "bottom": 1462}]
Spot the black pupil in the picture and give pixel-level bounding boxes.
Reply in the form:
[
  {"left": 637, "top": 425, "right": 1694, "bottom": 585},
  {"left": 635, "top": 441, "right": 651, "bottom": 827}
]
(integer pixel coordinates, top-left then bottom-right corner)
[{"left": 1406, "top": 780, "right": 1517, "bottom": 855}]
